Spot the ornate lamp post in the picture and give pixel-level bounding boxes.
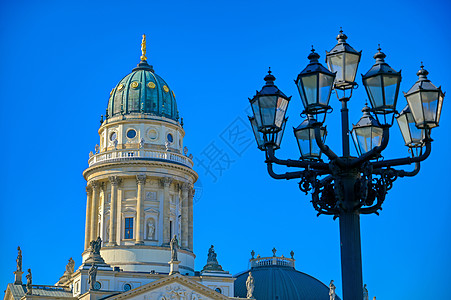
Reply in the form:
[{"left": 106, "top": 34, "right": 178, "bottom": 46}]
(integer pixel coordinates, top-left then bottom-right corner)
[{"left": 248, "top": 30, "right": 445, "bottom": 300}]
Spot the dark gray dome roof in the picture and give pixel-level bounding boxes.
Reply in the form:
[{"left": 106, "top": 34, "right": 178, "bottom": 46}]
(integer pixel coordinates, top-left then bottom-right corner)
[{"left": 234, "top": 265, "right": 333, "bottom": 300}]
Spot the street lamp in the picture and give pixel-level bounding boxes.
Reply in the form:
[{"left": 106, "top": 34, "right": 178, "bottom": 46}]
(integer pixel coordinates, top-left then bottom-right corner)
[
  {"left": 248, "top": 29, "right": 445, "bottom": 300},
  {"left": 294, "top": 115, "right": 327, "bottom": 161},
  {"left": 249, "top": 69, "right": 291, "bottom": 134},
  {"left": 403, "top": 63, "right": 445, "bottom": 129},
  {"left": 351, "top": 104, "right": 384, "bottom": 156},
  {"left": 295, "top": 47, "right": 336, "bottom": 122},
  {"left": 362, "top": 46, "right": 402, "bottom": 125}
]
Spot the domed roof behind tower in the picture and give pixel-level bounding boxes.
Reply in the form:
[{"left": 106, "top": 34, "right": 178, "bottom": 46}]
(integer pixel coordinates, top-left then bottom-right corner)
[{"left": 106, "top": 35, "right": 179, "bottom": 122}]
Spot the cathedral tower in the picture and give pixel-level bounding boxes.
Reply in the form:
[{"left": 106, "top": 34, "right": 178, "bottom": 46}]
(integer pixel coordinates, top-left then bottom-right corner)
[{"left": 82, "top": 35, "right": 197, "bottom": 275}]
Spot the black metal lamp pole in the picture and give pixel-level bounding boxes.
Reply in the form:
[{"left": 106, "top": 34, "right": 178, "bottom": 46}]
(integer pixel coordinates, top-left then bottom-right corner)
[{"left": 248, "top": 30, "right": 445, "bottom": 300}]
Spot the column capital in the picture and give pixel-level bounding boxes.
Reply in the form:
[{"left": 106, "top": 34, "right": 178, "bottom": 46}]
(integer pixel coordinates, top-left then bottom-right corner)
[
  {"left": 136, "top": 174, "right": 147, "bottom": 185},
  {"left": 86, "top": 186, "right": 92, "bottom": 194},
  {"left": 180, "top": 182, "right": 191, "bottom": 192},
  {"left": 160, "top": 177, "right": 173, "bottom": 187},
  {"left": 90, "top": 181, "right": 100, "bottom": 190},
  {"left": 109, "top": 176, "right": 122, "bottom": 186}
]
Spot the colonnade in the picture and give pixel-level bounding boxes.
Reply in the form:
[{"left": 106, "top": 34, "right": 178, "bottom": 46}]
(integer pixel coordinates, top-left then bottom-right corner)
[{"left": 83, "top": 175, "right": 194, "bottom": 251}]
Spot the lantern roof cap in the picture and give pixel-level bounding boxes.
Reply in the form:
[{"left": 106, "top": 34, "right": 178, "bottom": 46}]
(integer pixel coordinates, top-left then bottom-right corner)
[
  {"left": 296, "top": 47, "right": 335, "bottom": 82},
  {"left": 354, "top": 103, "right": 381, "bottom": 128},
  {"left": 295, "top": 115, "right": 319, "bottom": 130},
  {"left": 327, "top": 29, "right": 360, "bottom": 56},
  {"left": 252, "top": 69, "right": 289, "bottom": 100},
  {"left": 405, "top": 63, "right": 443, "bottom": 95},
  {"left": 362, "top": 46, "right": 400, "bottom": 78}
]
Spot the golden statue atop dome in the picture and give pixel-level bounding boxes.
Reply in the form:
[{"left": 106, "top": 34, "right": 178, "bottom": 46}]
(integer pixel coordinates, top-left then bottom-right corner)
[{"left": 140, "top": 34, "right": 147, "bottom": 61}]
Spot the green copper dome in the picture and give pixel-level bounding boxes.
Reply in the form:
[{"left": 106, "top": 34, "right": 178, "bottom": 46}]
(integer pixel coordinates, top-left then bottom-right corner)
[{"left": 106, "top": 60, "right": 179, "bottom": 121}]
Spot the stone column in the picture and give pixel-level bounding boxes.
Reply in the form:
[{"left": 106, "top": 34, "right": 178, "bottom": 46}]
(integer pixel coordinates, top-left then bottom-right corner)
[
  {"left": 161, "top": 177, "right": 173, "bottom": 245},
  {"left": 108, "top": 176, "right": 121, "bottom": 246},
  {"left": 135, "top": 174, "right": 147, "bottom": 245},
  {"left": 188, "top": 186, "right": 194, "bottom": 251},
  {"left": 84, "top": 186, "right": 92, "bottom": 250},
  {"left": 90, "top": 181, "right": 100, "bottom": 242},
  {"left": 180, "top": 183, "right": 190, "bottom": 249}
]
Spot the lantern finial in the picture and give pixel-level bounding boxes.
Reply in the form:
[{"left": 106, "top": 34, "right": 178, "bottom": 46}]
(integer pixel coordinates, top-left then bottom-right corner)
[
  {"left": 373, "top": 45, "right": 386, "bottom": 63},
  {"left": 264, "top": 68, "right": 276, "bottom": 84},
  {"left": 417, "top": 62, "right": 429, "bottom": 78},
  {"left": 307, "top": 46, "right": 320, "bottom": 62},
  {"left": 336, "top": 28, "right": 348, "bottom": 43}
]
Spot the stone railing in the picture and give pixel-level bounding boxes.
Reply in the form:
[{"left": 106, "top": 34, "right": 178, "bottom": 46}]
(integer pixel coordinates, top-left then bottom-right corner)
[
  {"left": 88, "top": 149, "right": 194, "bottom": 168},
  {"left": 250, "top": 256, "right": 295, "bottom": 268}
]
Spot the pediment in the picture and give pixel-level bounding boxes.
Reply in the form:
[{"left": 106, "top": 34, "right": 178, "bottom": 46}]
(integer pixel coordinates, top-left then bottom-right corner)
[
  {"left": 144, "top": 207, "right": 160, "bottom": 214},
  {"left": 107, "top": 274, "right": 230, "bottom": 300}
]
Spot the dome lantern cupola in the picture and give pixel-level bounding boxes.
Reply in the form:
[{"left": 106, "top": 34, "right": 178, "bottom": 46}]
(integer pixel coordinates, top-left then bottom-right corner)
[{"left": 106, "top": 34, "right": 179, "bottom": 122}]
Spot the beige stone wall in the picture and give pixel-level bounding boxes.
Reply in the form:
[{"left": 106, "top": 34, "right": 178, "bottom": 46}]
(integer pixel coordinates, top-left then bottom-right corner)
[{"left": 82, "top": 117, "right": 197, "bottom": 274}]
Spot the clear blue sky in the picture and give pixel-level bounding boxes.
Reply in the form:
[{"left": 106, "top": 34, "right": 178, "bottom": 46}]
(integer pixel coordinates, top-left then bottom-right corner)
[{"left": 1, "top": 0, "right": 450, "bottom": 298}]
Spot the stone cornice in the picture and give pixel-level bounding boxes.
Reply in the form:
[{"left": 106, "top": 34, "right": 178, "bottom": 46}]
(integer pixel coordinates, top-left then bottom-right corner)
[{"left": 83, "top": 160, "right": 198, "bottom": 182}]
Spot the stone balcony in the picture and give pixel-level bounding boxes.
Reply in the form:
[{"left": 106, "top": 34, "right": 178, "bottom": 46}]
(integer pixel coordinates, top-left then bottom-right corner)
[{"left": 88, "top": 149, "right": 194, "bottom": 168}]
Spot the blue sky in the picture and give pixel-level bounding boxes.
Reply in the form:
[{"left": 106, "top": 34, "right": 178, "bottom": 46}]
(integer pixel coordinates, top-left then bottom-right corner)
[{"left": 1, "top": 0, "right": 450, "bottom": 298}]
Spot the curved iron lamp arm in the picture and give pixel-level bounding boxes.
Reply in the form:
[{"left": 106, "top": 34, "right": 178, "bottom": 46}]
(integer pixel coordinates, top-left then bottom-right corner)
[
  {"left": 266, "top": 162, "right": 305, "bottom": 180},
  {"left": 349, "top": 126, "right": 390, "bottom": 168},
  {"left": 372, "top": 139, "right": 432, "bottom": 168},
  {"left": 373, "top": 162, "right": 420, "bottom": 177},
  {"left": 266, "top": 162, "right": 329, "bottom": 180},
  {"left": 313, "top": 125, "right": 346, "bottom": 168},
  {"left": 265, "top": 146, "right": 330, "bottom": 170}
]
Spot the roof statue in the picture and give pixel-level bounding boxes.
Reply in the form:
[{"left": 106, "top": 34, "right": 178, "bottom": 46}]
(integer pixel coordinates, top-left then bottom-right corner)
[
  {"left": 84, "top": 237, "right": 108, "bottom": 266},
  {"left": 246, "top": 272, "right": 254, "bottom": 299},
  {"left": 170, "top": 235, "right": 179, "bottom": 261},
  {"left": 202, "top": 245, "right": 224, "bottom": 272},
  {"left": 57, "top": 257, "right": 76, "bottom": 285},
  {"left": 66, "top": 258, "right": 75, "bottom": 275},
  {"left": 140, "top": 34, "right": 147, "bottom": 61},
  {"left": 88, "top": 265, "right": 98, "bottom": 290},
  {"left": 26, "top": 269, "right": 32, "bottom": 295},
  {"left": 91, "top": 237, "right": 102, "bottom": 254},
  {"left": 290, "top": 250, "right": 294, "bottom": 259},
  {"left": 16, "top": 246, "right": 22, "bottom": 272},
  {"left": 250, "top": 250, "right": 255, "bottom": 259},
  {"left": 363, "top": 284, "right": 369, "bottom": 300},
  {"left": 272, "top": 247, "right": 277, "bottom": 257},
  {"left": 329, "top": 280, "right": 336, "bottom": 300}
]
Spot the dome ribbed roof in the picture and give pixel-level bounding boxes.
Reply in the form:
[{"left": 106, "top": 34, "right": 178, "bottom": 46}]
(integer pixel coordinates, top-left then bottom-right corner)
[
  {"left": 106, "top": 60, "right": 179, "bottom": 121},
  {"left": 234, "top": 265, "right": 333, "bottom": 300}
]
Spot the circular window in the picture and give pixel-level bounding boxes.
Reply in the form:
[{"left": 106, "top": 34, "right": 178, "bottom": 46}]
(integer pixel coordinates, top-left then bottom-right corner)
[
  {"left": 147, "top": 82, "right": 156, "bottom": 89},
  {"left": 117, "top": 84, "right": 124, "bottom": 91},
  {"left": 215, "top": 288, "right": 222, "bottom": 294},
  {"left": 167, "top": 133, "right": 173, "bottom": 143},
  {"left": 148, "top": 129, "right": 158, "bottom": 140},
  {"left": 94, "top": 281, "right": 101, "bottom": 290},
  {"left": 127, "top": 129, "right": 137, "bottom": 139},
  {"left": 131, "top": 82, "right": 139, "bottom": 89},
  {"left": 110, "top": 132, "right": 117, "bottom": 141},
  {"left": 163, "top": 85, "right": 169, "bottom": 93},
  {"left": 123, "top": 284, "right": 132, "bottom": 291}
]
